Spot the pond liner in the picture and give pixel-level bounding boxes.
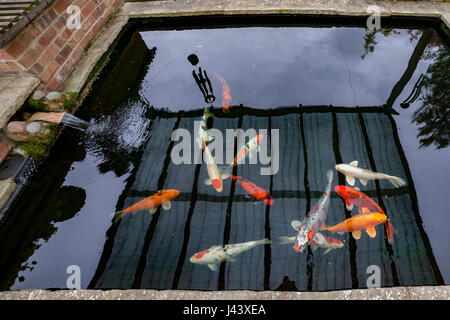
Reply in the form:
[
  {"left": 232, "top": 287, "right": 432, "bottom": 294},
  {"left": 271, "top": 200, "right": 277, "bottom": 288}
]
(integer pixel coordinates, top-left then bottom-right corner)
[{"left": 0, "top": 157, "right": 36, "bottom": 225}]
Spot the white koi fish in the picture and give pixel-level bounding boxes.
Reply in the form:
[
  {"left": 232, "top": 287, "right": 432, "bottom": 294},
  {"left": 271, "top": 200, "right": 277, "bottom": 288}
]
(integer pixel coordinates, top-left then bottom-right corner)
[
  {"left": 196, "top": 107, "right": 214, "bottom": 149},
  {"left": 230, "top": 134, "right": 264, "bottom": 167},
  {"left": 204, "top": 145, "right": 230, "bottom": 192},
  {"left": 279, "top": 232, "right": 344, "bottom": 255},
  {"left": 335, "top": 160, "right": 406, "bottom": 188},
  {"left": 189, "top": 238, "right": 271, "bottom": 271},
  {"left": 291, "top": 170, "right": 333, "bottom": 253}
]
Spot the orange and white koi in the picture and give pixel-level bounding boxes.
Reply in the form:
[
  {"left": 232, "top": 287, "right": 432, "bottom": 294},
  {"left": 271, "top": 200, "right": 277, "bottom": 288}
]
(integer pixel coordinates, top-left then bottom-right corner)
[
  {"left": 319, "top": 208, "right": 387, "bottom": 240},
  {"left": 113, "top": 189, "right": 180, "bottom": 223},
  {"left": 189, "top": 238, "right": 271, "bottom": 271},
  {"left": 279, "top": 232, "right": 344, "bottom": 254},
  {"left": 204, "top": 145, "right": 230, "bottom": 192},
  {"left": 335, "top": 160, "right": 406, "bottom": 188},
  {"left": 292, "top": 170, "right": 333, "bottom": 253},
  {"left": 230, "top": 134, "right": 264, "bottom": 166},
  {"left": 334, "top": 185, "right": 397, "bottom": 243},
  {"left": 230, "top": 175, "right": 273, "bottom": 205}
]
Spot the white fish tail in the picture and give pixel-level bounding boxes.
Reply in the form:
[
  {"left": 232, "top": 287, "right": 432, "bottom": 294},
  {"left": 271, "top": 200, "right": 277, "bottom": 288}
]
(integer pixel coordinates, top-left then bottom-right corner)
[
  {"left": 388, "top": 176, "right": 406, "bottom": 188},
  {"left": 254, "top": 238, "right": 271, "bottom": 246},
  {"left": 278, "top": 236, "right": 295, "bottom": 245}
]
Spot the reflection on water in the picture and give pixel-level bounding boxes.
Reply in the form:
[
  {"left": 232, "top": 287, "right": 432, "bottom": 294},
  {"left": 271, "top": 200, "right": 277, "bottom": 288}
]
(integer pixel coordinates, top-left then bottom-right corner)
[{"left": 0, "top": 20, "right": 448, "bottom": 290}]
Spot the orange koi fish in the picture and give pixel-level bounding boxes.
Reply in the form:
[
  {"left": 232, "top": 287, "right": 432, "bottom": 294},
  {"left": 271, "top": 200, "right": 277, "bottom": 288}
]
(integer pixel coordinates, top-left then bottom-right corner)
[
  {"left": 334, "top": 185, "right": 397, "bottom": 243},
  {"left": 230, "top": 134, "right": 264, "bottom": 166},
  {"left": 214, "top": 73, "right": 232, "bottom": 113},
  {"left": 113, "top": 189, "right": 180, "bottom": 223},
  {"left": 230, "top": 175, "right": 273, "bottom": 205},
  {"left": 320, "top": 208, "right": 387, "bottom": 240}
]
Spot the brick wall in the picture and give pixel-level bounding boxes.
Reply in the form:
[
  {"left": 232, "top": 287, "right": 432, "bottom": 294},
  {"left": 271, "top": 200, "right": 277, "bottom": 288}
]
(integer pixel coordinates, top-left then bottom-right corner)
[{"left": 0, "top": 0, "right": 123, "bottom": 91}]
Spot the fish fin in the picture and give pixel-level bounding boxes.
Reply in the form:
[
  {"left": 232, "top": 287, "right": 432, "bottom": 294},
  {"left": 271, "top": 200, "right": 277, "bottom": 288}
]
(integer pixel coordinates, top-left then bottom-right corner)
[
  {"left": 388, "top": 176, "right": 406, "bottom": 188},
  {"left": 204, "top": 178, "right": 212, "bottom": 185},
  {"left": 149, "top": 207, "right": 157, "bottom": 215},
  {"left": 338, "top": 232, "right": 344, "bottom": 235},
  {"left": 312, "top": 245, "right": 318, "bottom": 251},
  {"left": 207, "top": 264, "right": 218, "bottom": 271},
  {"left": 227, "top": 256, "right": 237, "bottom": 262},
  {"left": 361, "top": 207, "right": 370, "bottom": 214},
  {"left": 113, "top": 211, "right": 124, "bottom": 224},
  {"left": 385, "top": 220, "right": 397, "bottom": 243},
  {"left": 352, "top": 231, "right": 361, "bottom": 240},
  {"left": 220, "top": 172, "right": 230, "bottom": 180},
  {"left": 346, "top": 202, "right": 354, "bottom": 211},
  {"left": 162, "top": 200, "right": 171, "bottom": 211},
  {"left": 354, "top": 187, "right": 360, "bottom": 191},
  {"left": 318, "top": 220, "right": 326, "bottom": 230},
  {"left": 324, "top": 248, "right": 332, "bottom": 255},
  {"left": 349, "top": 161, "right": 358, "bottom": 167},
  {"left": 279, "top": 236, "right": 295, "bottom": 245},
  {"left": 359, "top": 178, "right": 368, "bottom": 185},
  {"left": 346, "top": 175, "right": 355, "bottom": 186},
  {"left": 366, "top": 226, "right": 377, "bottom": 238},
  {"left": 291, "top": 220, "right": 302, "bottom": 231},
  {"left": 257, "top": 238, "right": 271, "bottom": 245},
  {"left": 326, "top": 169, "right": 333, "bottom": 182}
]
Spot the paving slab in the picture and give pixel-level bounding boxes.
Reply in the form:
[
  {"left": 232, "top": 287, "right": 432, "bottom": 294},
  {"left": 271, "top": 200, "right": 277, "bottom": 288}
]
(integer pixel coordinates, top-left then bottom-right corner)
[
  {"left": 0, "top": 286, "right": 448, "bottom": 300},
  {"left": 0, "top": 74, "right": 40, "bottom": 130},
  {"left": 0, "top": 177, "right": 16, "bottom": 211}
]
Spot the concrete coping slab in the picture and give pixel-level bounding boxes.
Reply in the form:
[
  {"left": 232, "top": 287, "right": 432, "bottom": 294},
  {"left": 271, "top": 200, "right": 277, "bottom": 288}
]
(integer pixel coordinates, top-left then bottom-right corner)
[
  {"left": 64, "top": 15, "right": 129, "bottom": 94},
  {"left": 118, "top": 0, "right": 450, "bottom": 30},
  {"left": 0, "top": 74, "right": 40, "bottom": 130},
  {"left": 0, "top": 286, "right": 448, "bottom": 300}
]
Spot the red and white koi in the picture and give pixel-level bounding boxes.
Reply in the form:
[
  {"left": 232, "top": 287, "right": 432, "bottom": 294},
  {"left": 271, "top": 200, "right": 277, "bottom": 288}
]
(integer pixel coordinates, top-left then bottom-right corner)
[
  {"left": 279, "top": 232, "right": 344, "bottom": 254},
  {"left": 230, "top": 134, "right": 264, "bottom": 166},
  {"left": 204, "top": 145, "right": 230, "bottom": 192},
  {"left": 292, "top": 170, "right": 333, "bottom": 253},
  {"left": 230, "top": 175, "right": 273, "bottom": 205},
  {"left": 189, "top": 238, "right": 271, "bottom": 271}
]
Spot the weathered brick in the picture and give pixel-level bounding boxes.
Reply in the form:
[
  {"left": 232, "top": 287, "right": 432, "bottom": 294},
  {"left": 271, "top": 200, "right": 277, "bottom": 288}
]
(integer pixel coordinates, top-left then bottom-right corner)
[
  {"left": 15, "top": 25, "right": 41, "bottom": 48},
  {"left": 70, "top": 45, "right": 83, "bottom": 62},
  {"left": 41, "top": 60, "right": 60, "bottom": 83},
  {"left": 0, "top": 61, "right": 23, "bottom": 72},
  {"left": 37, "top": 43, "right": 60, "bottom": 68},
  {"left": 38, "top": 27, "right": 57, "bottom": 47},
  {"left": 54, "top": 0, "right": 72, "bottom": 15},
  {"left": 55, "top": 54, "right": 65, "bottom": 65},
  {"left": 30, "top": 63, "right": 44, "bottom": 75},
  {"left": 81, "top": 1, "right": 95, "bottom": 17},
  {"left": 19, "top": 44, "right": 42, "bottom": 69},
  {"left": 59, "top": 45, "right": 73, "bottom": 59},
  {"left": 0, "top": 50, "right": 14, "bottom": 60},
  {"left": 72, "top": 29, "right": 84, "bottom": 42},
  {"left": 46, "top": 8, "right": 58, "bottom": 21},
  {"left": 55, "top": 36, "right": 65, "bottom": 48},
  {"left": 6, "top": 43, "right": 25, "bottom": 59},
  {"left": 112, "top": 0, "right": 121, "bottom": 9},
  {"left": 47, "top": 78, "right": 61, "bottom": 91}
]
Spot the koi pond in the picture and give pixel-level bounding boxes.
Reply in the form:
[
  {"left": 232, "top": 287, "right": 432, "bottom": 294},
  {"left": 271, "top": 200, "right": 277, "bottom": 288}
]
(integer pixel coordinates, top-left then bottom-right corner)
[{"left": 0, "top": 16, "right": 448, "bottom": 291}]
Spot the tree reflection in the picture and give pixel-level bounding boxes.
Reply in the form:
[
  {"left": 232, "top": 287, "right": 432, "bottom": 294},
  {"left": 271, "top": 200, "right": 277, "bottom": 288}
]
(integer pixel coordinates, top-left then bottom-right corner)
[{"left": 412, "top": 47, "right": 450, "bottom": 149}]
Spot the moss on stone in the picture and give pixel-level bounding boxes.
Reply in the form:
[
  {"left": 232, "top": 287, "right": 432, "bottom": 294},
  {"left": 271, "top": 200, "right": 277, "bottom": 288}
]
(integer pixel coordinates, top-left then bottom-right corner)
[
  {"left": 27, "top": 97, "right": 46, "bottom": 111},
  {"left": 18, "top": 124, "right": 61, "bottom": 162}
]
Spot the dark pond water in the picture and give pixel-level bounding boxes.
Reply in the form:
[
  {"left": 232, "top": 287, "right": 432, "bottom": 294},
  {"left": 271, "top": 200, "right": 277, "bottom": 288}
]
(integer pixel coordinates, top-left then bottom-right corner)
[{"left": 0, "top": 17, "right": 448, "bottom": 291}]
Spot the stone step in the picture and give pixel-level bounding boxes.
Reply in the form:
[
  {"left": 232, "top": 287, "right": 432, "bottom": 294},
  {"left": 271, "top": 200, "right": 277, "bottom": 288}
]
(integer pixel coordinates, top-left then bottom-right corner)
[{"left": 0, "top": 1, "right": 35, "bottom": 4}]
